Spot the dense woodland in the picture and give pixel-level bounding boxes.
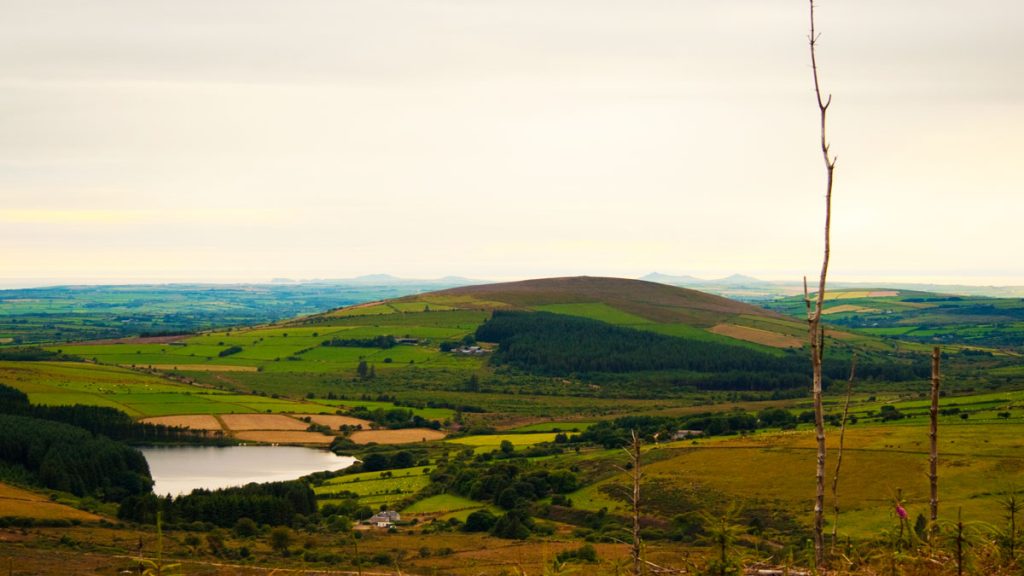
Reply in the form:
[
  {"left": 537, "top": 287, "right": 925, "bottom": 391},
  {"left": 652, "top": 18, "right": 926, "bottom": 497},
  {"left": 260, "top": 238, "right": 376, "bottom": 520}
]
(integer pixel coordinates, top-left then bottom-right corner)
[{"left": 0, "top": 414, "right": 152, "bottom": 501}]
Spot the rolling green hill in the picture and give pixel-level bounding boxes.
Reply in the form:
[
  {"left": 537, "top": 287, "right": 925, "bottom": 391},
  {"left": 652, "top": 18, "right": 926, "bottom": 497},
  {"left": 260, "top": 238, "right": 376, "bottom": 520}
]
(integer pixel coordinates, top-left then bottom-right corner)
[
  {"left": 308, "top": 276, "right": 813, "bottom": 352},
  {"left": 26, "top": 277, "right": 944, "bottom": 391}
]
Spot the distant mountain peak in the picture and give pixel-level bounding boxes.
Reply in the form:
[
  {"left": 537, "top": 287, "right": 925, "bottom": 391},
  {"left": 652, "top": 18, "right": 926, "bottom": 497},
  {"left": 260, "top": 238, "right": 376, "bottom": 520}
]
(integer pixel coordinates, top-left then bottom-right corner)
[
  {"left": 640, "top": 272, "right": 706, "bottom": 284},
  {"left": 717, "top": 274, "right": 762, "bottom": 285},
  {"left": 352, "top": 273, "right": 402, "bottom": 282}
]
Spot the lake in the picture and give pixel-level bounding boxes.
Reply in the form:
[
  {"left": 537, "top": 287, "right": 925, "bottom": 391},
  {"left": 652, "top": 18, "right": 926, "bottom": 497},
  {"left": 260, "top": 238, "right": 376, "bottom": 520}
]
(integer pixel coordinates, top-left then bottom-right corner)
[{"left": 141, "top": 445, "right": 357, "bottom": 496}]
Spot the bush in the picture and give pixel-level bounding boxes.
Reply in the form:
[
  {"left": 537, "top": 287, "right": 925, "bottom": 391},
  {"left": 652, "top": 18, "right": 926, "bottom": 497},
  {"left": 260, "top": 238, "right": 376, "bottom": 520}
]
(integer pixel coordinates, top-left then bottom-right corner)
[
  {"left": 556, "top": 543, "right": 598, "bottom": 563},
  {"left": 463, "top": 509, "right": 497, "bottom": 532},
  {"left": 270, "top": 526, "right": 293, "bottom": 554},
  {"left": 233, "top": 517, "right": 259, "bottom": 538}
]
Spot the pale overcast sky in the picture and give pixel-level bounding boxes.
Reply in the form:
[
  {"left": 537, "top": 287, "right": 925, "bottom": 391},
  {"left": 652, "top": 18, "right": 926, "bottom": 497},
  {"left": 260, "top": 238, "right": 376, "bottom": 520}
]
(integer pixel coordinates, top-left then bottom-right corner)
[{"left": 1, "top": 0, "right": 1022, "bottom": 287}]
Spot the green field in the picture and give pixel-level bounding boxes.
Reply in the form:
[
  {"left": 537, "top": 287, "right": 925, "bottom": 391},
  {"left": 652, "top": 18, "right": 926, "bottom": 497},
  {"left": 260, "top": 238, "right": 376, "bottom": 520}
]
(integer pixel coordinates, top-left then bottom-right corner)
[
  {"left": 316, "top": 466, "right": 433, "bottom": 508},
  {"left": 402, "top": 494, "right": 500, "bottom": 521},
  {"left": 0, "top": 361, "right": 335, "bottom": 417},
  {"left": 447, "top": 433, "right": 559, "bottom": 449},
  {"left": 532, "top": 303, "right": 653, "bottom": 325}
]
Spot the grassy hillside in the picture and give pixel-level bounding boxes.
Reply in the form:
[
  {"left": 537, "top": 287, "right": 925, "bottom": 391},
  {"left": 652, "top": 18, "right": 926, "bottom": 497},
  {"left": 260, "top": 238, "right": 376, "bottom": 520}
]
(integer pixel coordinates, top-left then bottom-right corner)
[
  {"left": 22, "top": 278, "right": 998, "bottom": 403},
  {"left": 309, "top": 276, "right": 815, "bottom": 351}
]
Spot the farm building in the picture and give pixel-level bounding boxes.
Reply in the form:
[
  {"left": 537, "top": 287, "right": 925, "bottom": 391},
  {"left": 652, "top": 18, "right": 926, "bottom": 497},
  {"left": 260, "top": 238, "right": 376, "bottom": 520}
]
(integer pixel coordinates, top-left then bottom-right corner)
[
  {"left": 367, "top": 510, "right": 401, "bottom": 528},
  {"left": 670, "top": 430, "right": 704, "bottom": 441}
]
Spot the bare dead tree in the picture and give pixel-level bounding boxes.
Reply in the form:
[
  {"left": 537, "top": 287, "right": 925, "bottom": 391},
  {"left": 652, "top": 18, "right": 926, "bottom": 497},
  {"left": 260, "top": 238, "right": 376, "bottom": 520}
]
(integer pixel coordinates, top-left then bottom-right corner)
[
  {"left": 930, "top": 347, "right": 941, "bottom": 529},
  {"left": 805, "top": 0, "right": 837, "bottom": 568},
  {"left": 830, "top": 354, "right": 856, "bottom": 550}
]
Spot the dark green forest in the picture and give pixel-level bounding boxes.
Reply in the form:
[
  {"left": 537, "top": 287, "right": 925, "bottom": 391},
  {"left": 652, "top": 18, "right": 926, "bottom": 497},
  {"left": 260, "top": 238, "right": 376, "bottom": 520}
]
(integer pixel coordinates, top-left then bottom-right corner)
[
  {"left": 0, "top": 414, "right": 152, "bottom": 501},
  {"left": 475, "top": 311, "right": 928, "bottom": 390}
]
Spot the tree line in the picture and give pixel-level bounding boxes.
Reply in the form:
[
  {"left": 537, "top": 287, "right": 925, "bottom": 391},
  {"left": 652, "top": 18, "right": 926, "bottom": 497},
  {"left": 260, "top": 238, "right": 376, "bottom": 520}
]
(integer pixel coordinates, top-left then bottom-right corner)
[
  {"left": 323, "top": 335, "right": 397, "bottom": 349},
  {"left": 0, "top": 383, "right": 214, "bottom": 444},
  {"left": 118, "top": 480, "right": 318, "bottom": 527}
]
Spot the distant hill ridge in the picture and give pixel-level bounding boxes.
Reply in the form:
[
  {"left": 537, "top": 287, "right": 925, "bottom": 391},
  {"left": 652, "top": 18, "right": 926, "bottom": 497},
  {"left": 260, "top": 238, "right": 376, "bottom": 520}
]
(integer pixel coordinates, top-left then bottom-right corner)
[{"left": 417, "top": 276, "right": 778, "bottom": 326}]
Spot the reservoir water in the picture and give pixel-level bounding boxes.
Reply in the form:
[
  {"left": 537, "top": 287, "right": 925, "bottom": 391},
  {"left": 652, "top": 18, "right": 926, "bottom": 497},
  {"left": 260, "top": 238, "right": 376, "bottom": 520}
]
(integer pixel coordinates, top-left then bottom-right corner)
[{"left": 141, "top": 445, "right": 357, "bottom": 496}]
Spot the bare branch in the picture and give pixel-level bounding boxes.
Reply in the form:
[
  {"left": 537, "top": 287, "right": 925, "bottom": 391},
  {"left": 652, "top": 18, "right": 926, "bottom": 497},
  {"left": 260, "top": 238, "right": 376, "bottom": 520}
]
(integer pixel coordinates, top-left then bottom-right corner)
[{"left": 830, "top": 354, "right": 856, "bottom": 550}]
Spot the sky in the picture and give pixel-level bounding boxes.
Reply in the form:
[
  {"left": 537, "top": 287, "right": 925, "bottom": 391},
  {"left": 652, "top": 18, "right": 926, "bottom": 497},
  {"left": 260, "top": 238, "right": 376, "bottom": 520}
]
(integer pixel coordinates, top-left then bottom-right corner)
[{"left": 2, "top": 0, "right": 1023, "bottom": 288}]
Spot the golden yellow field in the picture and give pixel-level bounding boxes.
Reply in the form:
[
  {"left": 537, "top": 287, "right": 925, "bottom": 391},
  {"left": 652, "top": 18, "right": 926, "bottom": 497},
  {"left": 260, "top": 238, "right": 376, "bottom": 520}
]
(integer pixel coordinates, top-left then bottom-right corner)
[
  {"left": 234, "top": 431, "right": 333, "bottom": 444},
  {"left": 349, "top": 428, "right": 446, "bottom": 444},
  {"left": 140, "top": 414, "right": 222, "bottom": 430},
  {"left": 220, "top": 413, "right": 308, "bottom": 431},
  {"left": 0, "top": 483, "right": 101, "bottom": 522},
  {"left": 709, "top": 323, "right": 803, "bottom": 348}
]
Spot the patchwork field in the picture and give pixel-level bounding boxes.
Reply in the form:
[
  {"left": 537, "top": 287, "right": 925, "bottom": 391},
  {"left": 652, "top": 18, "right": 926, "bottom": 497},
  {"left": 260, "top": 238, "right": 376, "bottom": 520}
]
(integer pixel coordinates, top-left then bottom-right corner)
[{"left": 766, "top": 289, "right": 1024, "bottom": 351}]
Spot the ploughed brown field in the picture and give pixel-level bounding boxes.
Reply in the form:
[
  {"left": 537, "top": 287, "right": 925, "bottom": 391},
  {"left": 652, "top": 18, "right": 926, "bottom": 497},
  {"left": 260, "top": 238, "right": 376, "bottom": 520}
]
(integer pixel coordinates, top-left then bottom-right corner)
[
  {"left": 349, "top": 428, "right": 445, "bottom": 444},
  {"left": 141, "top": 414, "right": 222, "bottom": 430},
  {"left": 708, "top": 323, "right": 803, "bottom": 348},
  {"left": 233, "top": 430, "right": 334, "bottom": 444},
  {"left": 220, "top": 413, "right": 309, "bottom": 431}
]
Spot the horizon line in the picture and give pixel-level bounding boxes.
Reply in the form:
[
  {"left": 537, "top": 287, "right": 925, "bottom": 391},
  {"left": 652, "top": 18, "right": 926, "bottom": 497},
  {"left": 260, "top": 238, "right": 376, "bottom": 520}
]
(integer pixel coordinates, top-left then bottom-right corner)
[{"left": 1, "top": 272, "right": 1023, "bottom": 291}]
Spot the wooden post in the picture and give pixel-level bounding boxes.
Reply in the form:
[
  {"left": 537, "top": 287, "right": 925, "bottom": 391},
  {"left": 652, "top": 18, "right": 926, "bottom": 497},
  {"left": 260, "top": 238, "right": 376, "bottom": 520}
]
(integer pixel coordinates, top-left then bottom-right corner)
[{"left": 930, "top": 347, "right": 941, "bottom": 527}]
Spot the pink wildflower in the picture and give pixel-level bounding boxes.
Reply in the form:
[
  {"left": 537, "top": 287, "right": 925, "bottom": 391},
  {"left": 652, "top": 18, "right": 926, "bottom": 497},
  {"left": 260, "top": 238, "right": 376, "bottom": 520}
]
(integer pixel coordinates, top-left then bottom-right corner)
[{"left": 895, "top": 504, "right": 908, "bottom": 519}]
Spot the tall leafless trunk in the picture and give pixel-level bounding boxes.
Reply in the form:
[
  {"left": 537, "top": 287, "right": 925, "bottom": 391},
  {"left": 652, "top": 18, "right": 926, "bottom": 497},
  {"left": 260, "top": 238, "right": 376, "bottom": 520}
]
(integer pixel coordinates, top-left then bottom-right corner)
[
  {"left": 805, "top": 0, "right": 837, "bottom": 568},
  {"left": 930, "top": 347, "right": 941, "bottom": 528},
  {"left": 831, "top": 355, "right": 856, "bottom": 549}
]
